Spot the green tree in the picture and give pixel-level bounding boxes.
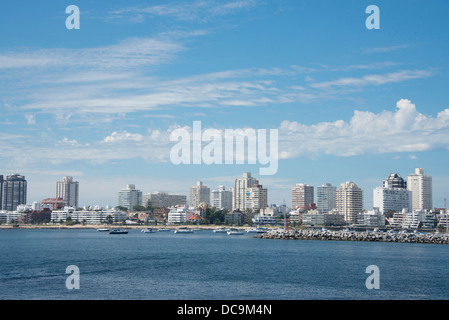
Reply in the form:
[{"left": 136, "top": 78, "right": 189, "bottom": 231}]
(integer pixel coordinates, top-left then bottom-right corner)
[
  {"left": 145, "top": 199, "right": 153, "bottom": 212},
  {"left": 133, "top": 205, "right": 146, "bottom": 212}
]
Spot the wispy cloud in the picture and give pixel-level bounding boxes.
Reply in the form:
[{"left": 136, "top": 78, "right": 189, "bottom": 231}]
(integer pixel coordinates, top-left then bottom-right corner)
[
  {"left": 108, "top": 0, "right": 258, "bottom": 23},
  {"left": 309, "top": 69, "right": 432, "bottom": 90},
  {"left": 363, "top": 44, "right": 410, "bottom": 54},
  {"left": 0, "top": 37, "right": 183, "bottom": 70}
]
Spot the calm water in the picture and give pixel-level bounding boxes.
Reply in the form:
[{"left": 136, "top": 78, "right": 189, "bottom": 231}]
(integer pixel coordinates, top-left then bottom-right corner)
[{"left": 0, "top": 228, "right": 448, "bottom": 300}]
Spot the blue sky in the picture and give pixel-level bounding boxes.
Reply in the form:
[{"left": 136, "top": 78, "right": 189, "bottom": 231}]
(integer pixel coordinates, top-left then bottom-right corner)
[{"left": 0, "top": 0, "right": 448, "bottom": 209}]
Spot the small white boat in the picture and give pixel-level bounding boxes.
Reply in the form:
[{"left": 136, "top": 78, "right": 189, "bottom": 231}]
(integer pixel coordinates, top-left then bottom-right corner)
[
  {"left": 97, "top": 228, "right": 109, "bottom": 232},
  {"left": 246, "top": 227, "right": 267, "bottom": 233},
  {"left": 213, "top": 227, "right": 229, "bottom": 233},
  {"left": 227, "top": 228, "right": 244, "bottom": 235},
  {"left": 174, "top": 228, "right": 194, "bottom": 234},
  {"left": 157, "top": 228, "right": 171, "bottom": 232},
  {"left": 141, "top": 228, "right": 155, "bottom": 233}
]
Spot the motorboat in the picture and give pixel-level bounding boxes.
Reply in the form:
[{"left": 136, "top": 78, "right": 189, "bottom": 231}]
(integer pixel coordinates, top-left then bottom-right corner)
[
  {"left": 246, "top": 227, "right": 267, "bottom": 234},
  {"left": 227, "top": 228, "right": 244, "bottom": 235},
  {"left": 97, "top": 228, "right": 109, "bottom": 232},
  {"left": 141, "top": 228, "right": 156, "bottom": 233},
  {"left": 174, "top": 228, "right": 194, "bottom": 234},
  {"left": 213, "top": 227, "right": 229, "bottom": 233},
  {"left": 109, "top": 229, "right": 128, "bottom": 234},
  {"left": 157, "top": 228, "right": 171, "bottom": 232}
]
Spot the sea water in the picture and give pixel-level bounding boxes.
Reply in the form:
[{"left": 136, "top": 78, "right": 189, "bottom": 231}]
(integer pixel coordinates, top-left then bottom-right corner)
[{"left": 0, "top": 228, "right": 448, "bottom": 300}]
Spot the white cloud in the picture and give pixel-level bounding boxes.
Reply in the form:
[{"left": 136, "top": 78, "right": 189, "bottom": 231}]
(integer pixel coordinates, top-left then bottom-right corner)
[
  {"left": 103, "top": 131, "right": 144, "bottom": 143},
  {"left": 279, "top": 99, "right": 449, "bottom": 158}
]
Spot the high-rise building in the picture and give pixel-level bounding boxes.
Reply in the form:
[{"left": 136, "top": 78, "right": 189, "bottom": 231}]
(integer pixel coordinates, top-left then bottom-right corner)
[
  {"left": 2, "top": 173, "right": 27, "bottom": 211},
  {"left": 336, "top": 181, "right": 363, "bottom": 224},
  {"left": 373, "top": 180, "right": 412, "bottom": 214},
  {"left": 316, "top": 183, "right": 337, "bottom": 213},
  {"left": 245, "top": 184, "right": 268, "bottom": 212},
  {"left": 0, "top": 175, "right": 3, "bottom": 210},
  {"left": 118, "top": 184, "right": 142, "bottom": 211},
  {"left": 232, "top": 172, "right": 259, "bottom": 211},
  {"left": 211, "top": 186, "right": 233, "bottom": 211},
  {"left": 291, "top": 183, "right": 314, "bottom": 210},
  {"left": 141, "top": 191, "right": 187, "bottom": 208},
  {"left": 384, "top": 173, "right": 407, "bottom": 189},
  {"left": 189, "top": 181, "right": 210, "bottom": 209},
  {"left": 56, "top": 176, "right": 79, "bottom": 208},
  {"left": 407, "top": 168, "right": 432, "bottom": 211}
]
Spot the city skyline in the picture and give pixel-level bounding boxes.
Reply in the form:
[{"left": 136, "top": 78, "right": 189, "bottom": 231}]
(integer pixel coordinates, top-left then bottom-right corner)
[
  {"left": 0, "top": 169, "right": 441, "bottom": 216},
  {"left": 0, "top": 1, "right": 448, "bottom": 208}
]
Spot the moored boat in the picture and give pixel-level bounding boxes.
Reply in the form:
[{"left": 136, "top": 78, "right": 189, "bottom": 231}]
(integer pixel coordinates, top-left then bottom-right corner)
[
  {"left": 227, "top": 228, "right": 244, "bottom": 235},
  {"left": 109, "top": 229, "right": 128, "bottom": 234},
  {"left": 174, "top": 228, "right": 194, "bottom": 234}
]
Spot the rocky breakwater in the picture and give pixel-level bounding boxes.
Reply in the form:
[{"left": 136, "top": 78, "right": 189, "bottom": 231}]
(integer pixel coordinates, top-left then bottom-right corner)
[{"left": 256, "top": 229, "right": 449, "bottom": 244}]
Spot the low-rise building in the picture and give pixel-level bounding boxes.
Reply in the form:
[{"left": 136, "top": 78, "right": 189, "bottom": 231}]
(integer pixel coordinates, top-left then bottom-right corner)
[{"left": 302, "top": 209, "right": 345, "bottom": 226}]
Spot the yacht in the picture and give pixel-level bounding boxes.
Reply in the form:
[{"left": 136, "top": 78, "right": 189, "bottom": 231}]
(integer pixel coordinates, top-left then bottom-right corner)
[
  {"left": 157, "top": 228, "right": 171, "bottom": 232},
  {"left": 97, "top": 228, "right": 109, "bottom": 232}
]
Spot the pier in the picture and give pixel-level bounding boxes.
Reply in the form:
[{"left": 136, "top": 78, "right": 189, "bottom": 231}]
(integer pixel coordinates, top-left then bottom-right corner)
[{"left": 256, "top": 229, "right": 449, "bottom": 244}]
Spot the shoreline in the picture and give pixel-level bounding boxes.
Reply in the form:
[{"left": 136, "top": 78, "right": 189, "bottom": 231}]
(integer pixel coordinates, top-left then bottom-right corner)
[{"left": 0, "top": 224, "right": 247, "bottom": 230}]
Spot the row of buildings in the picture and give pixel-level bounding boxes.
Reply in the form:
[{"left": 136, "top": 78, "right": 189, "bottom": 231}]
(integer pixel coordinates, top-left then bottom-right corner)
[
  {"left": 117, "top": 172, "right": 268, "bottom": 213},
  {"left": 0, "top": 203, "right": 127, "bottom": 225},
  {"left": 290, "top": 168, "right": 433, "bottom": 224}
]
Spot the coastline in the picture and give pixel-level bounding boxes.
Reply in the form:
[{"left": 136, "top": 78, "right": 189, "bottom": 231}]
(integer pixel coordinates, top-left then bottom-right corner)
[{"left": 0, "top": 224, "right": 245, "bottom": 230}]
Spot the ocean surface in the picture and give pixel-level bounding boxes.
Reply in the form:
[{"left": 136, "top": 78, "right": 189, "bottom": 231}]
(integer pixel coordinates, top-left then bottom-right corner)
[{"left": 0, "top": 228, "right": 448, "bottom": 300}]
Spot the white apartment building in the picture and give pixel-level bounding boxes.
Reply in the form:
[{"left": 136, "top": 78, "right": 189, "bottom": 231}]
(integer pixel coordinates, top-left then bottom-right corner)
[
  {"left": 51, "top": 207, "right": 127, "bottom": 224},
  {"left": 336, "top": 181, "right": 363, "bottom": 225},
  {"left": 189, "top": 181, "right": 210, "bottom": 209},
  {"left": 402, "top": 210, "right": 427, "bottom": 229},
  {"left": 211, "top": 186, "right": 232, "bottom": 211},
  {"left": 316, "top": 183, "right": 336, "bottom": 213},
  {"left": 373, "top": 180, "right": 412, "bottom": 214},
  {"left": 118, "top": 184, "right": 142, "bottom": 210},
  {"left": 245, "top": 184, "right": 268, "bottom": 212},
  {"left": 356, "top": 209, "right": 386, "bottom": 228},
  {"left": 56, "top": 176, "right": 79, "bottom": 208},
  {"left": 407, "top": 168, "right": 432, "bottom": 211},
  {"left": 167, "top": 205, "right": 188, "bottom": 224},
  {"left": 291, "top": 183, "right": 314, "bottom": 210},
  {"left": 142, "top": 191, "right": 187, "bottom": 208},
  {"left": 232, "top": 172, "right": 259, "bottom": 211}
]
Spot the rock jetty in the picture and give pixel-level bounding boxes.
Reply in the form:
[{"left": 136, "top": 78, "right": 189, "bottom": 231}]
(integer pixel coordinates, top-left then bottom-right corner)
[{"left": 256, "top": 229, "right": 449, "bottom": 245}]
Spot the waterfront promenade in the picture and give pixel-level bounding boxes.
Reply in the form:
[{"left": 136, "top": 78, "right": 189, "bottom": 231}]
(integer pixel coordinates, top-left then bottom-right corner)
[{"left": 257, "top": 228, "right": 449, "bottom": 244}]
